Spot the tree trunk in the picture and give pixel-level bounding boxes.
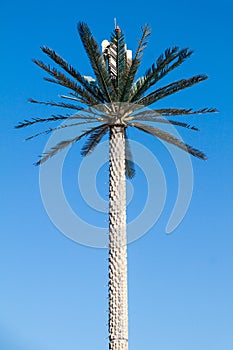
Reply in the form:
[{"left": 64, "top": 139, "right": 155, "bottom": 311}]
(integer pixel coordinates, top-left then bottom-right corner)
[{"left": 108, "top": 125, "right": 128, "bottom": 350}]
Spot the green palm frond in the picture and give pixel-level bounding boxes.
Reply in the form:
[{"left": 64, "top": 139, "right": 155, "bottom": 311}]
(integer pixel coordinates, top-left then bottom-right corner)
[
  {"left": 60, "top": 93, "right": 89, "bottom": 104},
  {"left": 129, "top": 116, "right": 199, "bottom": 130},
  {"left": 28, "top": 98, "right": 83, "bottom": 111},
  {"left": 131, "top": 107, "right": 217, "bottom": 120},
  {"left": 129, "top": 47, "right": 193, "bottom": 101},
  {"left": 40, "top": 46, "right": 105, "bottom": 103},
  {"left": 44, "top": 77, "right": 95, "bottom": 105},
  {"left": 78, "top": 22, "right": 115, "bottom": 102},
  {"left": 130, "top": 121, "right": 207, "bottom": 159},
  {"left": 81, "top": 124, "right": 109, "bottom": 156},
  {"left": 125, "top": 130, "right": 135, "bottom": 179},
  {"left": 33, "top": 60, "right": 98, "bottom": 105},
  {"left": 160, "top": 119, "right": 199, "bottom": 130},
  {"left": 137, "top": 75, "right": 208, "bottom": 106},
  {"left": 152, "top": 107, "right": 218, "bottom": 116},
  {"left": 120, "top": 25, "right": 151, "bottom": 102},
  {"left": 15, "top": 111, "right": 98, "bottom": 129},
  {"left": 25, "top": 120, "right": 97, "bottom": 141},
  {"left": 108, "top": 29, "right": 127, "bottom": 96},
  {"left": 15, "top": 115, "right": 69, "bottom": 128},
  {"left": 35, "top": 124, "right": 107, "bottom": 165}
]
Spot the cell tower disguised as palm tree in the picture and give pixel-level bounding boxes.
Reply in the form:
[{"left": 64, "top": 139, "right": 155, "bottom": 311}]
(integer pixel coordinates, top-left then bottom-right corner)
[{"left": 16, "top": 22, "right": 216, "bottom": 350}]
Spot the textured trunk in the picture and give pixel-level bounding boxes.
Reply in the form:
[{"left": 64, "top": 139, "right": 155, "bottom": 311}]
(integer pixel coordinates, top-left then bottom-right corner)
[{"left": 108, "top": 125, "right": 128, "bottom": 350}]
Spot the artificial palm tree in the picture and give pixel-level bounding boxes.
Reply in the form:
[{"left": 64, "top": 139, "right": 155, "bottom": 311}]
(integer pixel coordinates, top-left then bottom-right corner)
[{"left": 16, "top": 22, "right": 216, "bottom": 350}]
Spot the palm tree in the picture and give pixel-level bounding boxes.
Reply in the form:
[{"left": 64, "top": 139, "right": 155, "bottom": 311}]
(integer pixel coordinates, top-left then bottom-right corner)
[{"left": 16, "top": 22, "right": 216, "bottom": 350}]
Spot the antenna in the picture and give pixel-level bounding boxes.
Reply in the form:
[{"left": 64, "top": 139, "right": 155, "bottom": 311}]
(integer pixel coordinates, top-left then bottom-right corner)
[{"left": 114, "top": 18, "right": 117, "bottom": 29}]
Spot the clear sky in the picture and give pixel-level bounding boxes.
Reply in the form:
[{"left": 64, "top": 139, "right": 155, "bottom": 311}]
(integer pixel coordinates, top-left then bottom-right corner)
[{"left": 1, "top": 0, "right": 233, "bottom": 349}]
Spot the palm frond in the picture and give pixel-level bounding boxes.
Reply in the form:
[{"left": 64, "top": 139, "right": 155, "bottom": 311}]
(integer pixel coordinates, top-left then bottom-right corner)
[
  {"left": 28, "top": 98, "right": 83, "bottom": 111},
  {"left": 125, "top": 130, "right": 135, "bottom": 179},
  {"left": 15, "top": 115, "right": 69, "bottom": 128},
  {"left": 60, "top": 93, "right": 88, "bottom": 104},
  {"left": 35, "top": 124, "right": 107, "bottom": 165},
  {"left": 137, "top": 75, "right": 208, "bottom": 106},
  {"left": 108, "top": 29, "right": 127, "bottom": 97},
  {"left": 161, "top": 119, "right": 199, "bottom": 130},
  {"left": 130, "top": 107, "right": 217, "bottom": 120},
  {"left": 130, "top": 47, "right": 193, "bottom": 101},
  {"left": 44, "top": 77, "right": 89, "bottom": 105},
  {"left": 15, "top": 110, "right": 99, "bottom": 129},
  {"left": 33, "top": 59, "right": 98, "bottom": 105},
  {"left": 129, "top": 121, "right": 207, "bottom": 159},
  {"left": 154, "top": 48, "right": 193, "bottom": 82},
  {"left": 78, "top": 22, "right": 115, "bottom": 102},
  {"left": 59, "top": 94, "right": 83, "bottom": 103},
  {"left": 40, "top": 46, "right": 105, "bottom": 103},
  {"left": 152, "top": 107, "right": 218, "bottom": 116},
  {"left": 120, "top": 24, "right": 151, "bottom": 102},
  {"left": 128, "top": 116, "right": 199, "bottom": 130},
  {"left": 81, "top": 124, "right": 109, "bottom": 156},
  {"left": 25, "top": 120, "right": 97, "bottom": 141}
]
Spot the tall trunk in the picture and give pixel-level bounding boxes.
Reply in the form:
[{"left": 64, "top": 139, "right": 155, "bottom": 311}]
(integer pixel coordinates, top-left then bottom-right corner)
[{"left": 108, "top": 125, "right": 128, "bottom": 350}]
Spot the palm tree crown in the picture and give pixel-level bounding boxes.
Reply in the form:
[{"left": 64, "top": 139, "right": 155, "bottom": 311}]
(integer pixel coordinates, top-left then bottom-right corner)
[{"left": 16, "top": 22, "right": 216, "bottom": 171}]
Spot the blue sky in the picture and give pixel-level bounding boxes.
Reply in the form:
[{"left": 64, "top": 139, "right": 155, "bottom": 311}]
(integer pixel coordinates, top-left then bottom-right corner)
[{"left": 1, "top": 0, "right": 233, "bottom": 349}]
